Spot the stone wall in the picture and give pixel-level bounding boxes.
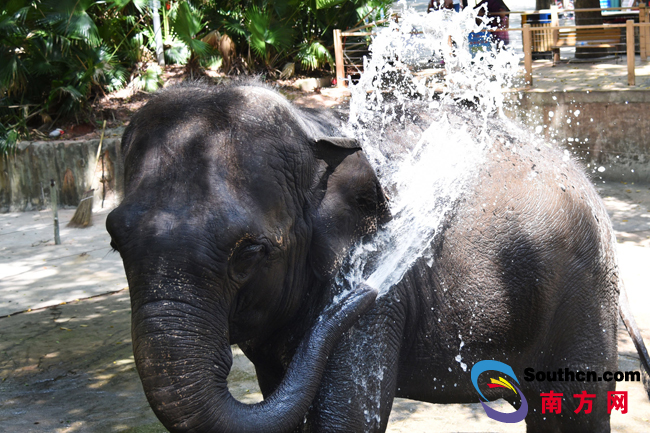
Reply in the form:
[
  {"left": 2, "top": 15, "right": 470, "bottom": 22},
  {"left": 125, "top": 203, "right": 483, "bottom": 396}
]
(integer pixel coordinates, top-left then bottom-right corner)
[
  {"left": 505, "top": 90, "right": 650, "bottom": 183},
  {"left": 0, "top": 135, "right": 123, "bottom": 212},
  {"left": 3, "top": 90, "right": 650, "bottom": 212}
]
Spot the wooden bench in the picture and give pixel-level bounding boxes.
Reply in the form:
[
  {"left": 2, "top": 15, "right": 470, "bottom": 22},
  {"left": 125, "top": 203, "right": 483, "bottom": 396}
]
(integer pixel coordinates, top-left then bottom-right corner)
[{"left": 551, "top": 28, "right": 623, "bottom": 63}]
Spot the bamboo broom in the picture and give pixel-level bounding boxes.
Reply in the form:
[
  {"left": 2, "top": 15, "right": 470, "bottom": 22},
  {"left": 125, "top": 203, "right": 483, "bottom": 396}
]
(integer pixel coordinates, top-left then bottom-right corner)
[{"left": 68, "top": 120, "right": 107, "bottom": 228}]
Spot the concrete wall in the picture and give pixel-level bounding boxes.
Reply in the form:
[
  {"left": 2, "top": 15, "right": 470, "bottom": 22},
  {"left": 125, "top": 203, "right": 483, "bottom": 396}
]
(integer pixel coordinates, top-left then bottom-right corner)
[
  {"left": 505, "top": 90, "right": 650, "bottom": 183},
  {"left": 3, "top": 90, "right": 650, "bottom": 212},
  {"left": 1, "top": 135, "right": 123, "bottom": 212}
]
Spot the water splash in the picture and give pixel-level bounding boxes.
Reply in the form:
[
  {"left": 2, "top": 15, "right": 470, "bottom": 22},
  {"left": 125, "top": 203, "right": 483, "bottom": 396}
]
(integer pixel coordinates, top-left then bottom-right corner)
[{"left": 336, "top": 2, "right": 524, "bottom": 295}]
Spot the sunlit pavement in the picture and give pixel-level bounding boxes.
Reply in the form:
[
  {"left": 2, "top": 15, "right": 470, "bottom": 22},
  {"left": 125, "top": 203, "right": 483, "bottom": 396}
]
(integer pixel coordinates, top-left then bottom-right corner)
[
  {"left": 305, "top": 56, "right": 650, "bottom": 97},
  {"left": 0, "top": 208, "right": 126, "bottom": 317},
  {"left": 522, "top": 57, "right": 650, "bottom": 92},
  {"left": 0, "top": 181, "right": 649, "bottom": 432}
]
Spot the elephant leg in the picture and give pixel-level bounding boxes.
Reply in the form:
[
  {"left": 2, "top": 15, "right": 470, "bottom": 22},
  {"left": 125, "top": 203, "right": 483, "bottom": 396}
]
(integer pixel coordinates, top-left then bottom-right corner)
[
  {"left": 302, "top": 298, "right": 407, "bottom": 433},
  {"left": 522, "top": 295, "right": 617, "bottom": 432}
]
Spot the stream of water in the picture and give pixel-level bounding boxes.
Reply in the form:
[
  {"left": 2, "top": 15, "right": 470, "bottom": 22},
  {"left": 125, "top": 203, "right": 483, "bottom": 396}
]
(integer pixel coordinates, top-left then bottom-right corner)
[
  {"left": 325, "top": 6, "right": 538, "bottom": 426},
  {"left": 336, "top": 3, "right": 525, "bottom": 296}
]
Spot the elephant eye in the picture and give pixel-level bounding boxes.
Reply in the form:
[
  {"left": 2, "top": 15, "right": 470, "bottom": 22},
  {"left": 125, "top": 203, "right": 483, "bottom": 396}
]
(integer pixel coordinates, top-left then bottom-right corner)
[
  {"left": 237, "top": 244, "right": 265, "bottom": 261},
  {"left": 230, "top": 243, "right": 266, "bottom": 281}
]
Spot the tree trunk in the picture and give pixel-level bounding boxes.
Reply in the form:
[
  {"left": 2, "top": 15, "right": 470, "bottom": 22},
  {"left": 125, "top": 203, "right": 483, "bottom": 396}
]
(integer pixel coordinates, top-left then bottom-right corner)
[{"left": 151, "top": 0, "right": 165, "bottom": 66}]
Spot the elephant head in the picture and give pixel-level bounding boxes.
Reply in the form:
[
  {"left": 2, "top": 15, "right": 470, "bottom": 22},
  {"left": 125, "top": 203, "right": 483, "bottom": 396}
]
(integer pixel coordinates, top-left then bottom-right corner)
[{"left": 106, "top": 84, "right": 389, "bottom": 432}]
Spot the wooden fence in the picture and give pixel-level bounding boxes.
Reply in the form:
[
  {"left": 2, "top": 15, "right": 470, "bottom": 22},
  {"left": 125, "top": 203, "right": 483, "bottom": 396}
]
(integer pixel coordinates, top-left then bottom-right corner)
[
  {"left": 333, "top": 6, "right": 650, "bottom": 88},
  {"left": 333, "top": 18, "right": 391, "bottom": 88}
]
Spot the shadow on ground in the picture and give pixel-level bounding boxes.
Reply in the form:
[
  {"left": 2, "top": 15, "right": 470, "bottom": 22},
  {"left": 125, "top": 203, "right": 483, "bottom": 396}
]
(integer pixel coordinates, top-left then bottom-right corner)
[
  {"left": 0, "top": 291, "right": 153, "bottom": 432},
  {"left": 2, "top": 184, "right": 650, "bottom": 432}
]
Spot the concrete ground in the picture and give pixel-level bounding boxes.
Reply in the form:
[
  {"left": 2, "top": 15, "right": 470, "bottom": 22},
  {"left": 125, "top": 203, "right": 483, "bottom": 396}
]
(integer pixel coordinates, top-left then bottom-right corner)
[
  {"left": 527, "top": 56, "right": 650, "bottom": 92},
  {"left": 319, "top": 55, "right": 650, "bottom": 94},
  {"left": 0, "top": 209, "right": 127, "bottom": 317},
  {"left": 1, "top": 180, "right": 650, "bottom": 432}
]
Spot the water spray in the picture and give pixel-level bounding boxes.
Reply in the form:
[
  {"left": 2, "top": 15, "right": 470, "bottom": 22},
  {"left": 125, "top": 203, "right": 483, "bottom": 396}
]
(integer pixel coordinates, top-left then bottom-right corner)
[{"left": 338, "top": 3, "right": 526, "bottom": 296}]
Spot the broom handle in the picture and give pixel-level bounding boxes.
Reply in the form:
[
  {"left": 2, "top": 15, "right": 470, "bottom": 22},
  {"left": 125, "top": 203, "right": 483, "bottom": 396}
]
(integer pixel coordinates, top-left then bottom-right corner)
[{"left": 90, "top": 120, "right": 107, "bottom": 191}]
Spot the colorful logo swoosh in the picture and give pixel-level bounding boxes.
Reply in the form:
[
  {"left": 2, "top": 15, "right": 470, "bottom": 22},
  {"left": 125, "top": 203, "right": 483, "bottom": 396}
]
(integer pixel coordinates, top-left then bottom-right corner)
[{"left": 471, "top": 360, "right": 528, "bottom": 423}]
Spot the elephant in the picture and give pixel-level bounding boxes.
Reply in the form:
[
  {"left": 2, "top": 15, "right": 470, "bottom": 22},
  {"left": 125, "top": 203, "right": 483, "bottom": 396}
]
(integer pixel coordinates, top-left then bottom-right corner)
[{"left": 106, "top": 82, "right": 650, "bottom": 433}]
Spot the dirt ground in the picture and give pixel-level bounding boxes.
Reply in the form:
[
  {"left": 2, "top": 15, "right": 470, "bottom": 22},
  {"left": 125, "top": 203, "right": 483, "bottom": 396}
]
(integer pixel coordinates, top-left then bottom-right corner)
[{"left": 1, "top": 180, "right": 649, "bottom": 433}]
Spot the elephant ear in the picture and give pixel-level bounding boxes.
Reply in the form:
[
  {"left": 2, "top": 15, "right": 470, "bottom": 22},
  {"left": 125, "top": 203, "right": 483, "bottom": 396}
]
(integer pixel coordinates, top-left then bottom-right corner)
[{"left": 310, "top": 137, "right": 391, "bottom": 280}]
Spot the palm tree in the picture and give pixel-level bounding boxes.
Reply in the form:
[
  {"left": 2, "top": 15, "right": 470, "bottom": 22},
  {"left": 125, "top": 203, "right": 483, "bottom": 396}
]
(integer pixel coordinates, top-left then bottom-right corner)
[{"left": 171, "top": 2, "right": 214, "bottom": 75}]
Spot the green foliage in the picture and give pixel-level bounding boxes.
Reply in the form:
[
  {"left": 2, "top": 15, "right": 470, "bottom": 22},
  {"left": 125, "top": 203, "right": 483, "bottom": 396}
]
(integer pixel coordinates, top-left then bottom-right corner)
[
  {"left": 171, "top": 2, "right": 213, "bottom": 71},
  {"left": 204, "top": 0, "right": 392, "bottom": 72},
  {"left": 132, "top": 64, "right": 163, "bottom": 92},
  {"left": 164, "top": 38, "right": 190, "bottom": 65},
  {"left": 0, "top": 0, "right": 393, "bottom": 150},
  {"left": 244, "top": 5, "right": 293, "bottom": 64},
  {"left": 0, "top": 0, "right": 152, "bottom": 149},
  {"left": 296, "top": 41, "right": 334, "bottom": 70},
  {"left": 0, "top": 123, "right": 19, "bottom": 157},
  {"left": 316, "top": 0, "right": 347, "bottom": 9}
]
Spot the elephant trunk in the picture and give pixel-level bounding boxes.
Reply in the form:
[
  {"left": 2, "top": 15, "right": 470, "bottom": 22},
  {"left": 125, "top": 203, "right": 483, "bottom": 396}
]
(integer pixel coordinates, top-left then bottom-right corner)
[{"left": 132, "top": 284, "right": 377, "bottom": 433}]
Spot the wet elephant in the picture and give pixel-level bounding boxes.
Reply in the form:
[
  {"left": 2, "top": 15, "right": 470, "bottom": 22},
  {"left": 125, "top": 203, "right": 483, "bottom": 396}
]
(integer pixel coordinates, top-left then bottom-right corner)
[{"left": 106, "top": 83, "right": 650, "bottom": 433}]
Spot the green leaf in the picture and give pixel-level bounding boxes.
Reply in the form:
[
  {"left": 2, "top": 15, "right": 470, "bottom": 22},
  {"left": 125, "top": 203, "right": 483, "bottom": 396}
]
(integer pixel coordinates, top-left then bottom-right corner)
[
  {"left": 0, "top": 51, "right": 26, "bottom": 94},
  {"left": 0, "top": 11, "right": 22, "bottom": 36},
  {"left": 316, "top": 0, "right": 346, "bottom": 10},
  {"left": 48, "top": 84, "right": 83, "bottom": 106},
  {"left": 224, "top": 20, "right": 247, "bottom": 37},
  {"left": 244, "top": 5, "right": 293, "bottom": 59},
  {"left": 173, "top": 2, "right": 205, "bottom": 41},
  {"left": 132, "top": 64, "right": 162, "bottom": 93},
  {"left": 171, "top": 2, "right": 213, "bottom": 59},
  {"left": 106, "top": 0, "right": 132, "bottom": 8},
  {"left": 106, "top": 0, "right": 134, "bottom": 11},
  {"left": 39, "top": 2, "right": 102, "bottom": 47},
  {"left": 164, "top": 37, "right": 190, "bottom": 64},
  {"left": 60, "top": 12, "right": 102, "bottom": 46},
  {"left": 0, "top": 124, "right": 19, "bottom": 157},
  {"left": 296, "top": 40, "right": 334, "bottom": 71},
  {"left": 4, "top": 0, "right": 31, "bottom": 16},
  {"left": 187, "top": 38, "right": 212, "bottom": 57},
  {"left": 132, "top": 0, "right": 148, "bottom": 12}
]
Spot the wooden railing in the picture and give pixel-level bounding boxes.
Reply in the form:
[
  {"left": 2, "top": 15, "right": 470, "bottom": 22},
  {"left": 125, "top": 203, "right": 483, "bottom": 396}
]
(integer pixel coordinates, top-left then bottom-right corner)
[
  {"left": 520, "top": 21, "right": 650, "bottom": 85},
  {"left": 517, "top": 5, "right": 650, "bottom": 85},
  {"left": 333, "top": 19, "right": 391, "bottom": 88},
  {"left": 333, "top": 6, "right": 650, "bottom": 88}
]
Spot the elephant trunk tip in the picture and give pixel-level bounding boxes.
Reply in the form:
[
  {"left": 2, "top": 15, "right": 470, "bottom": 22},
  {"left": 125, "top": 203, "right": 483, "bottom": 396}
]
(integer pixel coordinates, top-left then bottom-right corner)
[{"left": 358, "top": 282, "right": 379, "bottom": 297}]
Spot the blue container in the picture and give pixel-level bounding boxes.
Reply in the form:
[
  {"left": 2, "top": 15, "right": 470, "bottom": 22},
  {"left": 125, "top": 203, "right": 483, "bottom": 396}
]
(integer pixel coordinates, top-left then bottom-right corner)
[
  {"left": 468, "top": 31, "right": 492, "bottom": 57},
  {"left": 600, "top": 0, "right": 610, "bottom": 8},
  {"left": 522, "top": 13, "right": 551, "bottom": 24}
]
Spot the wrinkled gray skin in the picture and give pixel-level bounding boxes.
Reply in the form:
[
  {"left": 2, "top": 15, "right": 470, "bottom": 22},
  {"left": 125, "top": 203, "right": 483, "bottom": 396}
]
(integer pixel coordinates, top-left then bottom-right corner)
[{"left": 107, "top": 83, "right": 649, "bottom": 433}]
